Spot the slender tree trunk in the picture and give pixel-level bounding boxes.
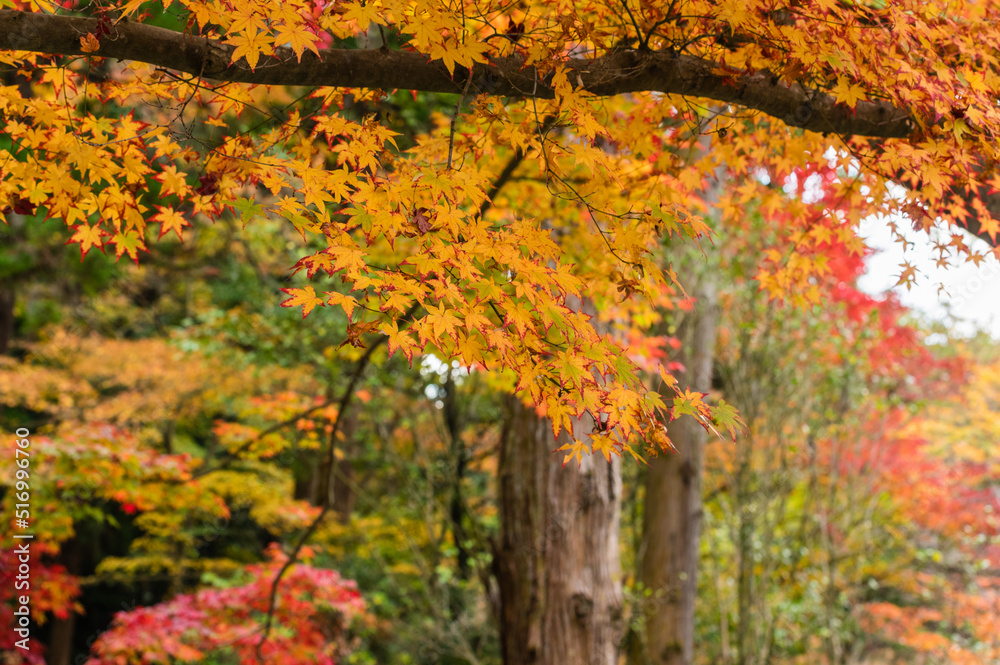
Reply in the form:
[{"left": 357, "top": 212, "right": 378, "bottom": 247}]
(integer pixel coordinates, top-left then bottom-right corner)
[
  {"left": 0, "top": 285, "right": 15, "bottom": 355},
  {"left": 46, "top": 538, "right": 81, "bottom": 665},
  {"left": 639, "top": 280, "right": 718, "bottom": 665},
  {"left": 332, "top": 405, "right": 358, "bottom": 522},
  {"left": 497, "top": 397, "right": 624, "bottom": 665},
  {"left": 309, "top": 402, "right": 358, "bottom": 522},
  {"left": 736, "top": 477, "right": 753, "bottom": 665},
  {"left": 443, "top": 368, "right": 471, "bottom": 581},
  {"left": 331, "top": 450, "right": 356, "bottom": 523}
]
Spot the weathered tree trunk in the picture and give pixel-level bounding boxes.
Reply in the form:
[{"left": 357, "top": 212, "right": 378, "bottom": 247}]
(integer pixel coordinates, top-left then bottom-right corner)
[
  {"left": 639, "top": 280, "right": 718, "bottom": 665},
  {"left": 497, "top": 397, "right": 624, "bottom": 665}
]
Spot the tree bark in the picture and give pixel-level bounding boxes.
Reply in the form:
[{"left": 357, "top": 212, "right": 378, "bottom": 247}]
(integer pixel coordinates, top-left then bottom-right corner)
[
  {"left": 639, "top": 280, "right": 718, "bottom": 665},
  {"left": 497, "top": 397, "right": 624, "bottom": 665},
  {"left": 0, "top": 9, "right": 912, "bottom": 139},
  {"left": 0, "top": 285, "right": 14, "bottom": 355},
  {"left": 46, "top": 538, "right": 81, "bottom": 665}
]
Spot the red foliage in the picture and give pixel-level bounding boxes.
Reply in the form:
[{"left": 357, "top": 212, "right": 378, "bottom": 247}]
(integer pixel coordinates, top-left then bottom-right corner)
[
  {"left": 86, "top": 544, "right": 367, "bottom": 665},
  {"left": 0, "top": 549, "right": 81, "bottom": 665}
]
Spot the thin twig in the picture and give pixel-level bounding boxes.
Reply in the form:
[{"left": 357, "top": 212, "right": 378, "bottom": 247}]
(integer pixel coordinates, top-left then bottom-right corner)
[
  {"left": 254, "top": 302, "right": 420, "bottom": 664},
  {"left": 478, "top": 114, "right": 557, "bottom": 219},
  {"left": 447, "top": 71, "right": 475, "bottom": 170}
]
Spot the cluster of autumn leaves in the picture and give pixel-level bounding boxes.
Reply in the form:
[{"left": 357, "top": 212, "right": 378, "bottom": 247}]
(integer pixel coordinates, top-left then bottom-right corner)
[{"left": 0, "top": 333, "right": 368, "bottom": 662}]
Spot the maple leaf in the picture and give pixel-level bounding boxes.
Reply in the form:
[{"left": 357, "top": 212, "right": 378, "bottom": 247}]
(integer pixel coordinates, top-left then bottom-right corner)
[
  {"left": 68, "top": 224, "right": 106, "bottom": 260},
  {"left": 152, "top": 206, "right": 189, "bottom": 240},
  {"left": 341, "top": 320, "right": 379, "bottom": 348},
  {"left": 832, "top": 77, "right": 866, "bottom": 109},
  {"left": 710, "top": 399, "right": 746, "bottom": 440},
  {"left": 110, "top": 230, "right": 146, "bottom": 264},
  {"left": 716, "top": 0, "right": 752, "bottom": 29},
  {"left": 382, "top": 320, "right": 421, "bottom": 365},
  {"left": 555, "top": 351, "right": 588, "bottom": 389},
  {"left": 274, "top": 21, "right": 322, "bottom": 62},
  {"left": 80, "top": 32, "right": 100, "bottom": 53},
  {"left": 294, "top": 252, "right": 334, "bottom": 278},
  {"left": 226, "top": 28, "right": 275, "bottom": 71},
  {"left": 670, "top": 388, "right": 710, "bottom": 422},
  {"left": 425, "top": 304, "right": 463, "bottom": 340},
  {"left": 280, "top": 286, "right": 325, "bottom": 318},
  {"left": 412, "top": 207, "right": 433, "bottom": 234},
  {"left": 555, "top": 440, "right": 586, "bottom": 467},
  {"left": 342, "top": 1, "right": 381, "bottom": 31},
  {"left": 895, "top": 262, "right": 918, "bottom": 291},
  {"left": 230, "top": 197, "right": 265, "bottom": 227},
  {"left": 156, "top": 165, "right": 191, "bottom": 197},
  {"left": 456, "top": 331, "right": 484, "bottom": 367},
  {"left": 648, "top": 425, "right": 677, "bottom": 455},
  {"left": 591, "top": 433, "right": 620, "bottom": 462},
  {"left": 380, "top": 289, "right": 413, "bottom": 314},
  {"left": 546, "top": 396, "right": 575, "bottom": 439},
  {"left": 504, "top": 306, "right": 534, "bottom": 340},
  {"left": 975, "top": 213, "right": 1000, "bottom": 242},
  {"left": 325, "top": 291, "right": 358, "bottom": 319}
]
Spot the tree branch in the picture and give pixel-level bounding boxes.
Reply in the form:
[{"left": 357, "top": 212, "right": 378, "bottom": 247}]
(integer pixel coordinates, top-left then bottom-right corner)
[
  {"left": 0, "top": 9, "right": 913, "bottom": 138},
  {"left": 7, "top": 10, "right": 999, "bottom": 246},
  {"left": 254, "top": 301, "right": 420, "bottom": 663}
]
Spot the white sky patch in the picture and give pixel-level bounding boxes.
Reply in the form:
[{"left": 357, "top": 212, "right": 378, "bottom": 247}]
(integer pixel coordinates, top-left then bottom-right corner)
[
  {"left": 782, "top": 151, "right": 1000, "bottom": 340},
  {"left": 858, "top": 215, "right": 1000, "bottom": 339}
]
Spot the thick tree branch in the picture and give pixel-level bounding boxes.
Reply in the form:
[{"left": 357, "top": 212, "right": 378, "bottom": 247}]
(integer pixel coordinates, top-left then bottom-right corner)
[
  {"left": 7, "top": 10, "right": 999, "bottom": 246},
  {"left": 1, "top": 9, "right": 913, "bottom": 138}
]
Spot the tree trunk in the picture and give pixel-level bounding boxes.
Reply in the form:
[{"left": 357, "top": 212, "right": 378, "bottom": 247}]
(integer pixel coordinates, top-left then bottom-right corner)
[
  {"left": 444, "top": 368, "right": 471, "bottom": 581},
  {"left": 639, "top": 280, "right": 718, "bottom": 665},
  {"left": 497, "top": 397, "right": 624, "bottom": 665},
  {"left": 0, "top": 284, "right": 15, "bottom": 355},
  {"left": 46, "top": 538, "right": 81, "bottom": 665},
  {"left": 311, "top": 402, "right": 357, "bottom": 522}
]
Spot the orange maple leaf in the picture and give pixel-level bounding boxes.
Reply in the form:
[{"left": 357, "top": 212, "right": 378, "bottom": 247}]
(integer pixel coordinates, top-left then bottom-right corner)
[
  {"left": 80, "top": 33, "right": 100, "bottom": 53},
  {"left": 280, "top": 286, "right": 325, "bottom": 318}
]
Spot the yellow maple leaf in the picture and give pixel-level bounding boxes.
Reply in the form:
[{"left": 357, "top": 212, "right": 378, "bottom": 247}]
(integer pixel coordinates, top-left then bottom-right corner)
[
  {"left": 153, "top": 206, "right": 189, "bottom": 240},
  {"left": 69, "top": 223, "right": 106, "bottom": 259},
  {"left": 832, "top": 76, "right": 866, "bottom": 109},
  {"left": 325, "top": 291, "right": 358, "bottom": 319},
  {"left": 975, "top": 212, "right": 1000, "bottom": 242},
  {"left": 555, "top": 440, "right": 586, "bottom": 467},
  {"left": 226, "top": 28, "right": 275, "bottom": 71},
  {"left": 895, "top": 261, "right": 918, "bottom": 291},
  {"left": 382, "top": 320, "right": 421, "bottom": 365},
  {"left": 716, "top": 0, "right": 752, "bottom": 29},
  {"left": 280, "top": 286, "right": 325, "bottom": 318},
  {"left": 591, "top": 433, "right": 620, "bottom": 463},
  {"left": 456, "top": 331, "right": 484, "bottom": 367},
  {"left": 155, "top": 165, "right": 190, "bottom": 197},
  {"left": 342, "top": 1, "right": 382, "bottom": 32},
  {"left": 274, "top": 20, "right": 322, "bottom": 62}
]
